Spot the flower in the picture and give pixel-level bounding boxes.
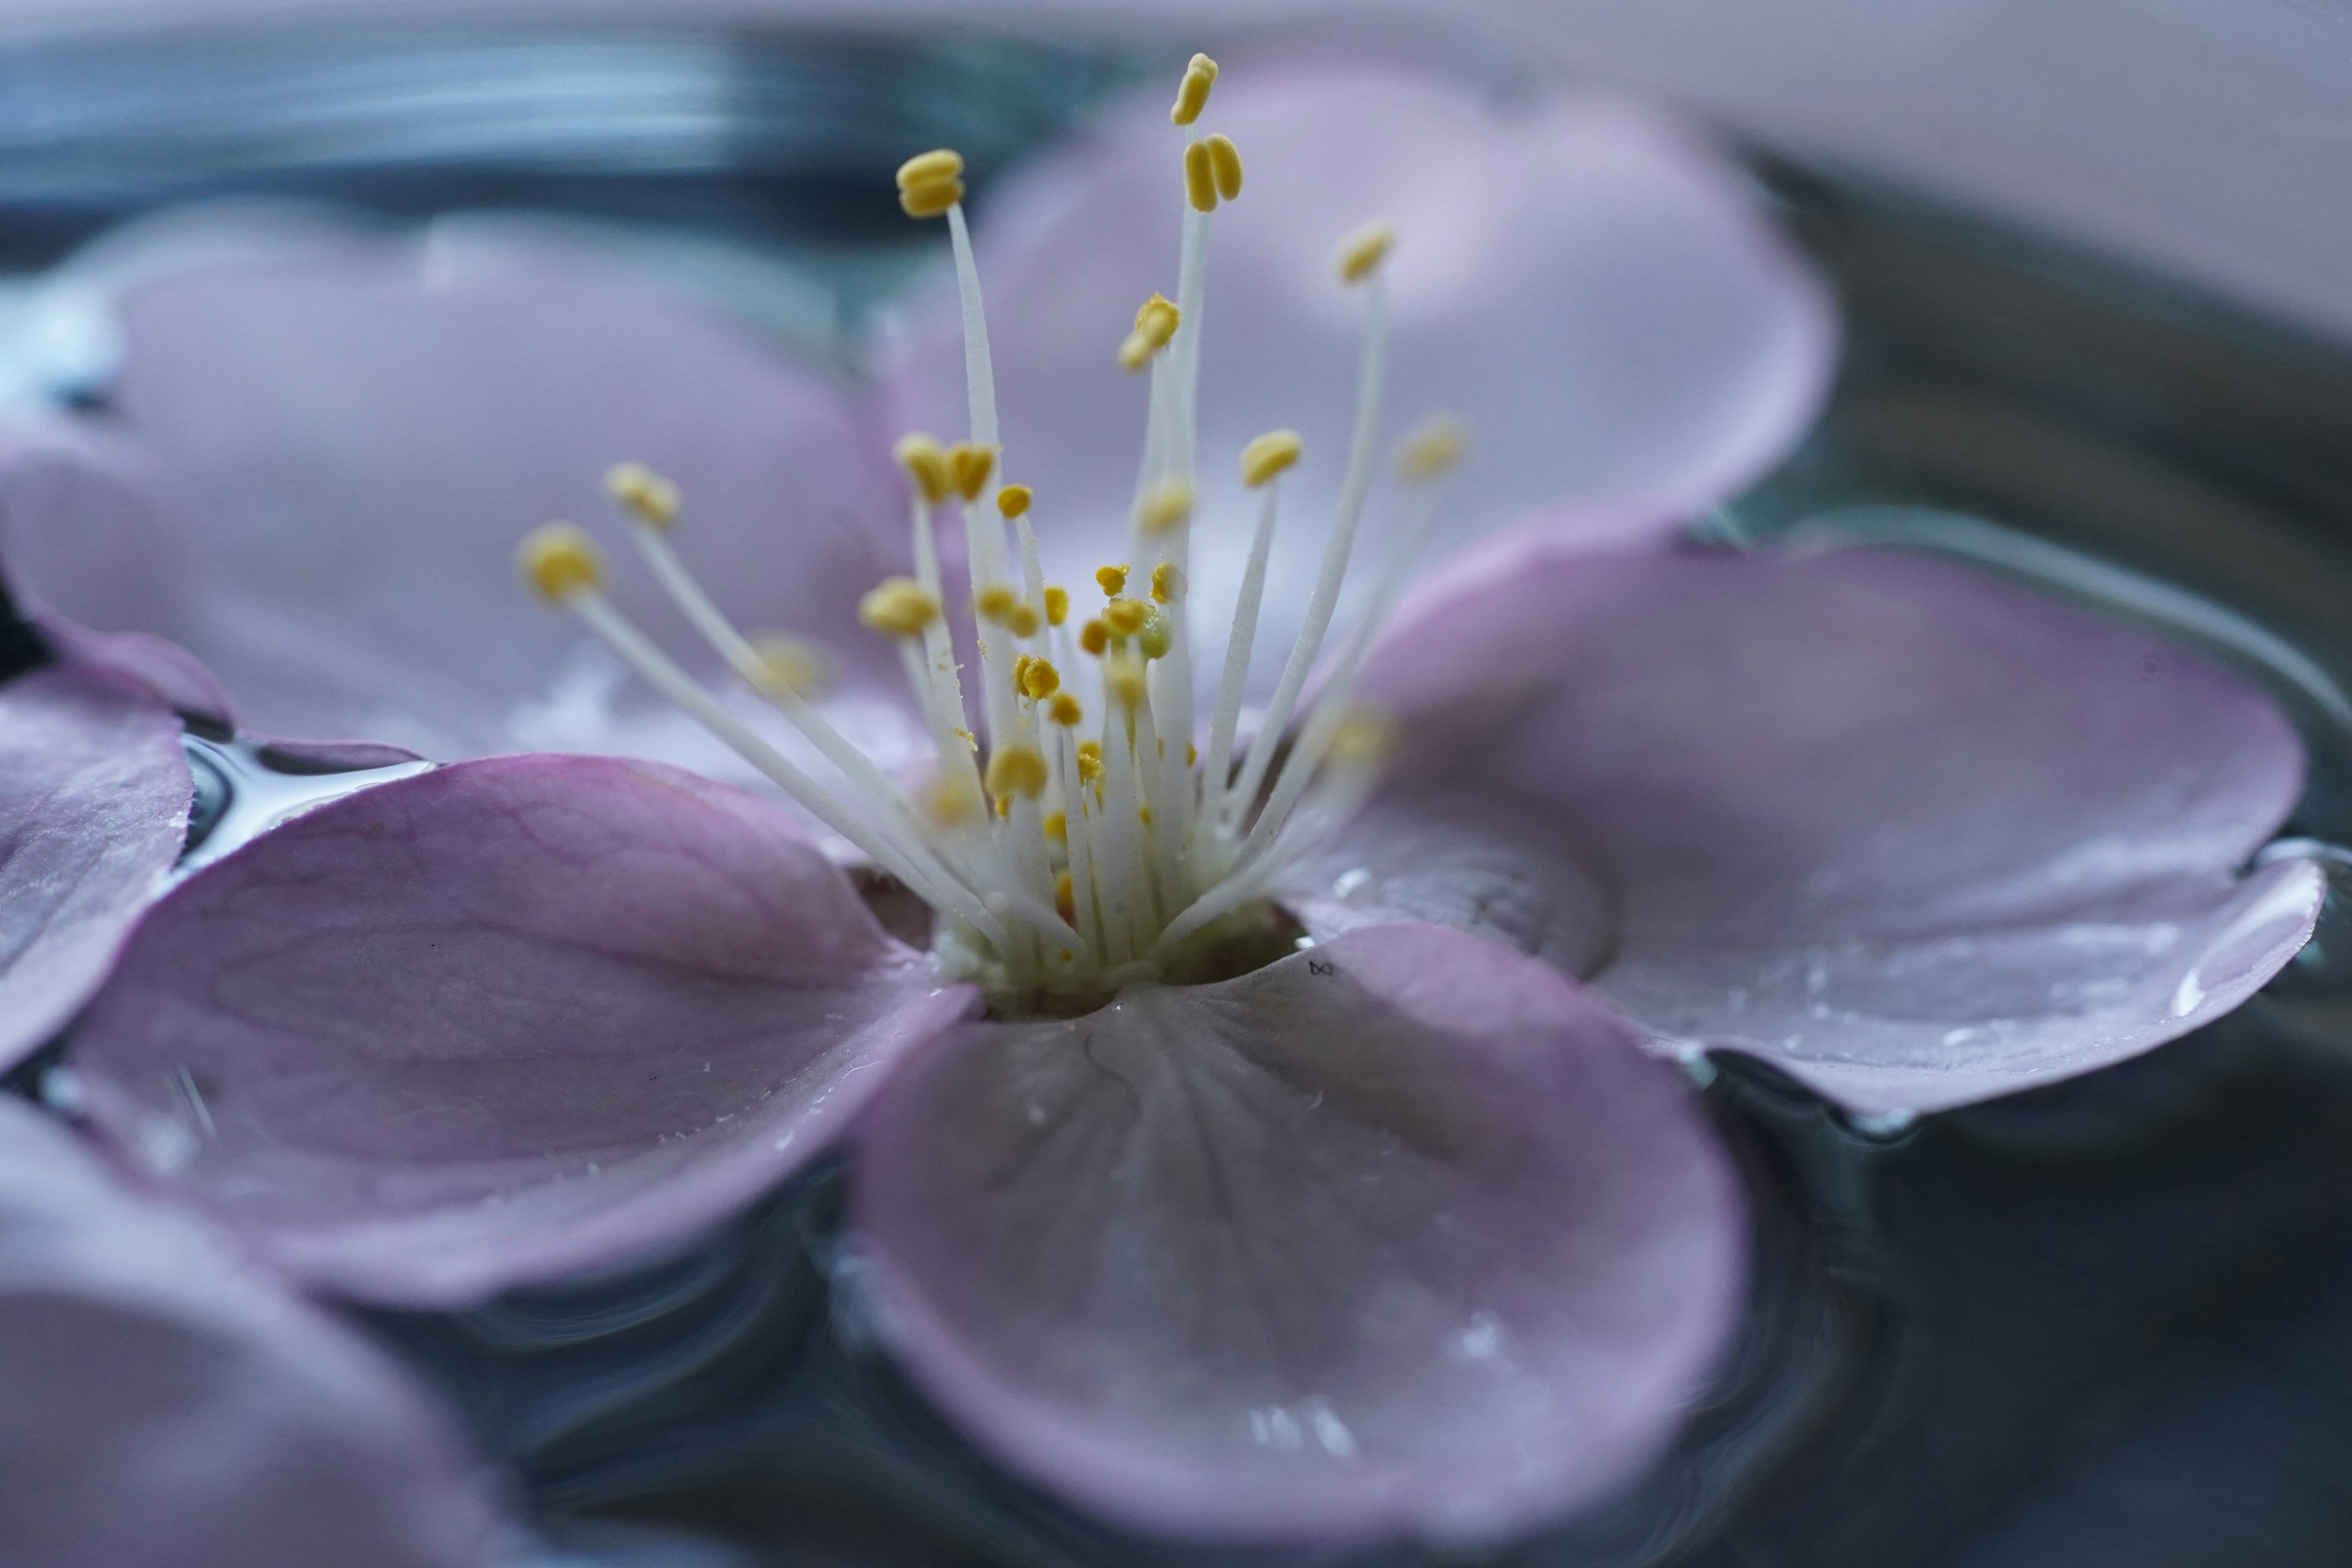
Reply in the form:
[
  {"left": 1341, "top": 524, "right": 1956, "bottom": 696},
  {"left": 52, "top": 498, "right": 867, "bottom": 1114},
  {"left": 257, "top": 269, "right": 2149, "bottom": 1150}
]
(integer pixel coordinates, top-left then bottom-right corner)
[
  {"left": 10, "top": 43, "right": 2324, "bottom": 1549},
  {"left": 0, "top": 1093, "right": 505, "bottom": 1567}
]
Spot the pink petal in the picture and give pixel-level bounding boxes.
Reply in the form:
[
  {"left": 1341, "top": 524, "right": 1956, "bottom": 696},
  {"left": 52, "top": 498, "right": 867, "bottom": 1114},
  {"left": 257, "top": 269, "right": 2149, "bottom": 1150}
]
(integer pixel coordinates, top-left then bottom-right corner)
[
  {"left": 0, "top": 1096, "right": 503, "bottom": 1568},
  {"left": 17, "top": 219, "right": 919, "bottom": 768},
  {"left": 0, "top": 663, "right": 189, "bottom": 1070},
  {"left": 850, "top": 922, "right": 1744, "bottom": 1544},
  {"left": 882, "top": 58, "right": 1833, "bottom": 691},
  {"left": 70, "top": 753, "right": 978, "bottom": 1308},
  {"left": 1289, "top": 529, "right": 2321, "bottom": 1115}
]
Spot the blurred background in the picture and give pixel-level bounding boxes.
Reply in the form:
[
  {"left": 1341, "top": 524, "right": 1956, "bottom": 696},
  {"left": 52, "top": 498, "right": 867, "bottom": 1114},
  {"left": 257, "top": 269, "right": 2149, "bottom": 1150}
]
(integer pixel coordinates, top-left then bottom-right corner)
[{"left": 4, "top": 4, "right": 2352, "bottom": 1565}]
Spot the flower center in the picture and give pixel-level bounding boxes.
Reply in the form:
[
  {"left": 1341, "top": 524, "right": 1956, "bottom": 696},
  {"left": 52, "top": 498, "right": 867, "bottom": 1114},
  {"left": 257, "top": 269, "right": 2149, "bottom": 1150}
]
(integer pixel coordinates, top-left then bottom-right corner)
[{"left": 514, "top": 53, "right": 1465, "bottom": 1016}]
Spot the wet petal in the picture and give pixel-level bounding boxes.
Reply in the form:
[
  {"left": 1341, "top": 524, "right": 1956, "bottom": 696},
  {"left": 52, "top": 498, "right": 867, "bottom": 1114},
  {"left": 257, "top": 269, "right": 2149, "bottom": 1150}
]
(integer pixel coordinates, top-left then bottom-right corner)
[
  {"left": 883, "top": 59, "right": 1833, "bottom": 692},
  {"left": 1292, "top": 532, "right": 2320, "bottom": 1115},
  {"left": 71, "top": 753, "right": 978, "bottom": 1307},
  {"left": 851, "top": 922, "right": 1743, "bottom": 1544},
  {"left": 0, "top": 1096, "right": 503, "bottom": 1567},
  {"left": 13, "top": 216, "right": 920, "bottom": 771},
  {"left": 0, "top": 662, "right": 189, "bottom": 1070}
]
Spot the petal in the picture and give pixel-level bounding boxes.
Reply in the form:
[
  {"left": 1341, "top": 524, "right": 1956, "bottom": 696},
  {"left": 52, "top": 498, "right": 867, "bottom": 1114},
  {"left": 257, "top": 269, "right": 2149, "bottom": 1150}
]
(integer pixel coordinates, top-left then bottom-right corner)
[
  {"left": 850, "top": 923, "right": 1744, "bottom": 1544},
  {"left": 0, "top": 1096, "right": 502, "bottom": 1568},
  {"left": 882, "top": 59, "right": 1833, "bottom": 692},
  {"left": 0, "top": 662, "right": 189, "bottom": 1070},
  {"left": 20, "top": 215, "right": 920, "bottom": 770},
  {"left": 1291, "top": 532, "right": 2320, "bottom": 1115},
  {"left": 71, "top": 753, "right": 978, "bottom": 1307}
]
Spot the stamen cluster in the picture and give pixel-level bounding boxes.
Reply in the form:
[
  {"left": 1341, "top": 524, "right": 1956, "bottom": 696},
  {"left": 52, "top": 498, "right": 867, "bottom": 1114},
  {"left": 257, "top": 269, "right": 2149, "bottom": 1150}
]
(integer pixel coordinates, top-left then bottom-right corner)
[{"left": 516, "top": 54, "right": 1465, "bottom": 1012}]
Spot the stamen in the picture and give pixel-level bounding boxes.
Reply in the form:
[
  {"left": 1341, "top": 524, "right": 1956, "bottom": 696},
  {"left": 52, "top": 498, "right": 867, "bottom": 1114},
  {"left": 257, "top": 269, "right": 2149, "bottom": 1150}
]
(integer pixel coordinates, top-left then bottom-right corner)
[
  {"left": 1183, "top": 139, "right": 1220, "bottom": 214},
  {"left": 1169, "top": 52, "right": 1217, "bottom": 127},
  {"left": 897, "top": 149, "right": 966, "bottom": 219},
  {"left": 605, "top": 462, "right": 680, "bottom": 529},
  {"left": 1238, "top": 429, "right": 1303, "bottom": 489},
  {"left": 984, "top": 744, "right": 1049, "bottom": 802},
  {"left": 1335, "top": 221, "right": 1395, "bottom": 285},
  {"left": 746, "top": 633, "right": 827, "bottom": 697},
  {"left": 1095, "top": 565, "right": 1129, "bottom": 596},
  {"left": 1119, "top": 293, "right": 1182, "bottom": 373},
  {"left": 1044, "top": 586, "right": 1069, "bottom": 625},
  {"left": 517, "top": 522, "right": 603, "bottom": 604},
  {"left": 1200, "top": 431, "right": 1296, "bottom": 826},
  {"left": 894, "top": 434, "right": 953, "bottom": 507},
  {"left": 1150, "top": 562, "right": 1181, "bottom": 603},
  {"left": 948, "top": 442, "right": 996, "bottom": 503},
  {"left": 1205, "top": 134, "right": 1244, "bottom": 201},
  {"left": 1136, "top": 478, "right": 1194, "bottom": 535},
  {"left": 859, "top": 578, "right": 941, "bottom": 638},
  {"left": 996, "top": 484, "right": 1031, "bottom": 518},
  {"left": 975, "top": 583, "right": 1020, "bottom": 623}
]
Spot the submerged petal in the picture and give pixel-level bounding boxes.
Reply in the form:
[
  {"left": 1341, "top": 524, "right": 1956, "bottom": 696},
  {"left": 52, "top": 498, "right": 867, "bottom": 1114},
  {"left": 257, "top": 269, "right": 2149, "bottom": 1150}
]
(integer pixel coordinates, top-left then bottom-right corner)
[
  {"left": 1292, "top": 530, "right": 2321, "bottom": 1115},
  {"left": 0, "top": 1097, "right": 502, "bottom": 1567},
  {"left": 884, "top": 59, "right": 1833, "bottom": 688},
  {"left": 851, "top": 922, "right": 1743, "bottom": 1544},
  {"left": 70, "top": 753, "right": 978, "bottom": 1307},
  {"left": 10, "top": 217, "right": 918, "bottom": 769},
  {"left": 0, "top": 662, "right": 190, "bottom": 1070}
]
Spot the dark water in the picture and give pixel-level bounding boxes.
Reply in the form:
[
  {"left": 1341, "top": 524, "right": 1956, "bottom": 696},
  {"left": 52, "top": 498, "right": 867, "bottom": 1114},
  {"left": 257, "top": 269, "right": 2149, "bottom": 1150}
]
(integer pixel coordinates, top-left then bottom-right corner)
[{"left": 7, "top": 20, "right": 2352, "bottom": 1567}]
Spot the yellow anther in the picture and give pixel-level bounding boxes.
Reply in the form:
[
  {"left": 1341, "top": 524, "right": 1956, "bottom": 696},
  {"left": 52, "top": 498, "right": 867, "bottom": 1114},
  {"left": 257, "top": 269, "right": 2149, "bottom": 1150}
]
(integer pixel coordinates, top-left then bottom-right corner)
[
  {"left": 1020, "top": 658, "right": 1061, "bottom": 700},
  {"left": 895, "top": 148, "right": 965, "bottom": 189},
  {"left": 1008, "top": 603, "right": 1042, "bottom": 638},
  {"left": 1205, "top": 134, "right": 1243, "bottom": 201},
  {"left": 1118, "top": 294, "right": 1182, "bottom": 372},
  {"left": 1170, "top": 53, "right": 1218, "bottom": 127},
  {"left": 1150, "top": 562, "right": 1183, "bottom": 603},
  {"left": 995, "top": 794, "right": 1011, "bottom": 820},
  {"left": 1049, "top": 693, "right": 1083, "bottom": 726},
  {"left": 1188, "top": 741, "right": 1198, "bottom": 766},
  {"left": 604, "top": 462, "right": 679, "bottom": 530},
  {"left": 895, "top": 150, "right": 966, "bottom": 219},
  {"left": 1043, "top": 586, "right": 1069, "bottom": 626},
  {"left": 748, "top": 632, "right": 828, "bottom": 698},
  {"left": 1335, "top": 220, "right": 1396, "bottom": 284},
  {"left": 1107, "top": 655, "right": 1147, "bottom": 709},
  {"left": 1184, "top": 139, "right": 1219, "bottom": 213},
  {"left": 996, "top": 484, "right": 1031, "bottom": 519},
  {"left": 517, "top": 522, "right": 605, "bottom": 605},
  {"left": 1329, "top": 707, "right": 1399, "bottom": 768},
  {"left": 1055, "top": 869, "right": 1075, "bottom": 920},
  {"left": 1397, "top": 413, "right": 1471, "bottom": 484},
  {"left": 894, "top": 434, "right": 952, "bottom": 506},
  {"left": 859, "top": 577, "right": 941, "bottom": 638},
  {"left": 1136, "top": 606, "right": 1174, "bottom": 661},
  {"left": 1095, "top": 564, "right": 1129, "bottom": 597},
  {"left": 976, "top": 583, "right": 1021, "bottom": 623},
  {"left": 1139, "top": 805, "right": 1154, "bottom": 826},
  {"left": 1137, "top": 478, "right": 1194, "bottom": 535},
  {"left": 1240, "top": 428, "right": 1303, "bottom": 488},
  {"left": 1103, "top": 597, "right": 1148, "bottom": 638},
  {"left": 1079, "top": 619, "right": 1109, "bottom": 656},
  {"left": 948, "top": 442, "right": 995, "bottom": 502},
  {"left": 1044, "top": 811, "right": 1068, "bottom": 845},
  {"left": 1012, "top": 652, "right": 1033, "bottom": 688},
  {"left": 1076, "top": 741, "right": 1103, "bottom": 783},
  {"left": 922, "top": 774, "right": 976, "bottom": 827},
  {"left": 985, "top": 744, "right": 1050, "bottom": 802}
]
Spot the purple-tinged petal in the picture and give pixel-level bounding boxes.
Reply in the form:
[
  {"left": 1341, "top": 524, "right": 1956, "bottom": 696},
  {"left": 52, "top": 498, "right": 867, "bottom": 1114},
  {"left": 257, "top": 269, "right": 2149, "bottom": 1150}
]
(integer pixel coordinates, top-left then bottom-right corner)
[
  {"left": 1285, "top": 530, "right": 2321, "bottom": 1115},
  {"left": 0, "top": 663, "right": 189, "bottom": 1071},
  {"left": 850, "top": 922, "right": 1744, "bottom": 1544},
  {"left": 883, "top": 59, "right": 1833, "bottom": 690},
  {"left": 16, "top": 218, "right": 921, "bottom": 771},
  {"left": 0, "top": 1096, "right": 503, "bottom": 1568},
  {"left": 72, "top": 753, "right": 978, "bottom": 1307}
]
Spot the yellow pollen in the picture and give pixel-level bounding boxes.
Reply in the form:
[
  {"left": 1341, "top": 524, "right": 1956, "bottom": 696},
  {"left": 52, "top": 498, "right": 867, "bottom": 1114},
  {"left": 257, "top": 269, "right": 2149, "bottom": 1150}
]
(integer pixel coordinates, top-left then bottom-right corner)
[
  {"left": 996, "top": 484, "right": 1031, "bottom": 519},
  {"left": 1137, "top": 478, "right": 1194, "bottom": 535},
  {"left": 1079, "top": 619, "right": 1109, "bottom": 656},
  {"left": 1397, "top": 413, "right": 1471, "bottom": 484},
  {"left": 1170, "top": 53, "right": 1218, "bottom": 127},
  {"left": 1118, "top": 294, "right": 1183, "bottom": 372},
  {"left": 1136, "top": 606, "right": 1173, "bottom": 661},
  {"left": 1008, "top": 603, "right": 1042, "bottom": 638},
  {"left": 1019, "top": 658, "right": 1061, "bottom": 699},
  {"left": 1183, "top": 139, "right": 1219, "bottom": 213},
  {"left": 1056, "top": 869, "right": 1075, "bottom": 920},
  {"left": 1240, "top": 428, "right": 1303, "bottom": 488},
  {"left": 1188, "top": 741, "right": 1198, "bottom": 766},
  {"left": 948, "top": 443, "right": 995, "bottom": 502},
  {"left": 1102, "top": 597, "right": 1148, "bottom": 638},
  {"left": 1076, "top": 741, "right": 1104, "bottom": 783},
  {"left": 748, "top": 631, "right": 828, "bottom": 697},
  {"left": 1139, "top": 805, "right": 1154, "bottom": 826},
  {"left": 604, "top": 462, "right": 679, "bottom": 529},
  {"left": 954, "top": 727, "right": 978, "bottom": 752},
  {"left": 976, "top": 583, "right": 1020, "bottom": 623},
  {"left": 995, "top": 794, "right": 1011, "bottom": 819},
  {"left": 1095, "top": 564, "right": 1129, "bottom": 597},
  {"left": 1049, "top": 692, "right": 1083, "bottom": 726},
  {"left": 895, "top": 149, "right": 966, "bottom": 219},
  {"left": 1107, "top": 657, "right": 1147, "bottom": 709},
  {"left": 517, "top": 522, "right": 605, "bottom": 605},
  {"left": 1205, "top": 134, "right": 1243, "bottom": 201},
  {"left": 1150, "top": 562, "right": 1182, "bottom": 603},
  {"left": 985, "top": 744, "right": 1050, "bottom": 801},
  {"left": 1335, "top": 220, "right": 1396, "bottom": 284},
  {"left": 1044, "top": 585, "right": 1069, "bottom": 626},
  {"left": 894, "top": 433, "right": 952, "bottom": 506},
  {"left": 1329, "top": 707, "right": 1400, "bottom": 768},
  {"left": 858, "top": 576, "right": 941, "bottom": 638},
  {"left": 1044, "top": 811, "right": 1068, "bottom": 844}
]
